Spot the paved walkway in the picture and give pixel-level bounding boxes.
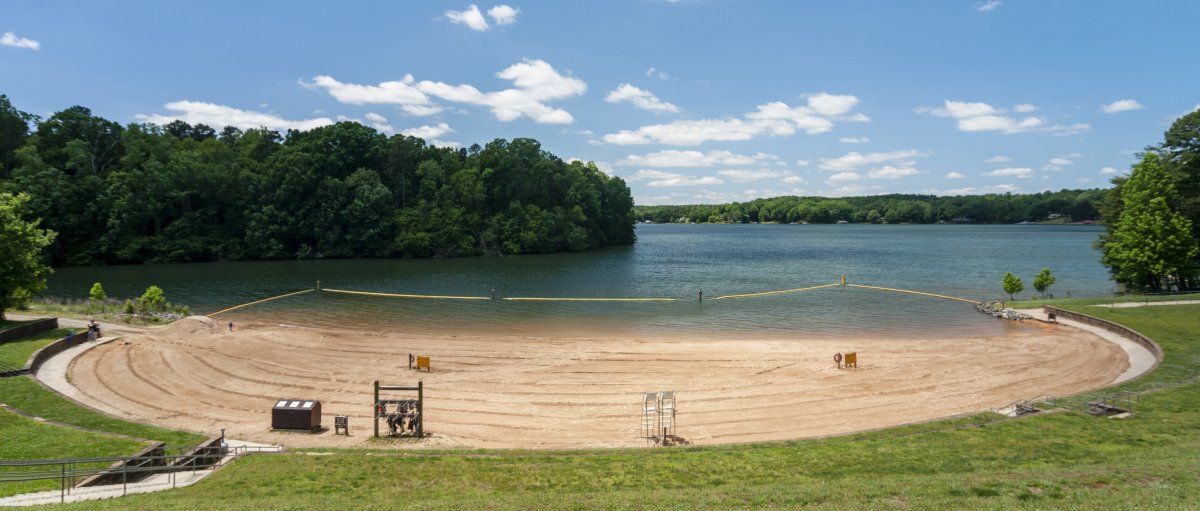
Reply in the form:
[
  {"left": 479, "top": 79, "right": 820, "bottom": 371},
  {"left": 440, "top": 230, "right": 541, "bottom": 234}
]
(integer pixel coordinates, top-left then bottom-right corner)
[
  {"left": 34, "top": 335, "right": 120, "bottom": 403},
  {"left": 1089, "top": 299, "right": 1200, "bottom": 308},
  {"left": 1015, "top": 309, "right": 1157, "bottom": 384}
]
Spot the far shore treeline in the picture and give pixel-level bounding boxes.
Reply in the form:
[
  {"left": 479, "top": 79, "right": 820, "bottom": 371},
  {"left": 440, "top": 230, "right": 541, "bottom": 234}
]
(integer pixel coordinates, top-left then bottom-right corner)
[
  {"left": 0, "top": 95, "right": 636, "bottom": 266},
  {"left": 633, "top": 189, "right": 1104, "bottom": 225}
]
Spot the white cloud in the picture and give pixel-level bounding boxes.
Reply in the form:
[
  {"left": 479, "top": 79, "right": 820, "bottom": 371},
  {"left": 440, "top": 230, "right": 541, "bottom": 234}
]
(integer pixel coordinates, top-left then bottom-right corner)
[
  {"left": 628, "top": 169, "right": 723, "bottom": 188},
  {"left": 937, "top": 184, "right": 1019, "bottom": 195},
  {"left": 1101, "top": 99, "right": 1145, "bottom": 113},
  {"left": 795, "top": 159, "right": 810, "bottom": 166},
  {"left": 826, "top": 184, "right": 866, "bottom": 196},
  {"left": 605, "top": 84, "right": 680, "bottom": 113},
  {"left": 804, "top": 92, "right": 861, "bottom": 117},
  {"left": 982, "top": 167, "right": 1032, "bottom": 178},
  {"left": 307, "top": 75, "right": 440, "bottom": 116},
  {"left": 916, "top": 99, "right": 1088, "bottom": 135},
  {"left": 645, "top": 67, "right": 670, "bottom": 81},
  {"left": 446, "top": 5, "right": 490, "bottom": 31},
  {"left": 976, "top": 0, "right": 1002, "bottom": 12},
  {"left": 1100, "top": 167, "right": 1120, "bottom": 175},
  {"left": 602, "top": 92, "right": 867, "bottom": 146},
  {"left": 1013, "top": 103, "right": 1037, "bottom": 113},
  {"left": 839, "top": 137, "right": 870, "bottom": 144},
  {"left": 945, "top": 171, "right": 967, "bottom": 179},
  {"left": 825, "top": 172, "right": 862, "bottom": 184},
  {"left": 487, "top": 4, "right": 519, "bottom": 25},
  {"left": 400, "top": 122, "right": 458, "bottom": 147},
  {"left": 716, "top": 169, "right": 781, "bottom": 183},
  {"left": 818, "top": 149, "right": 927, "bottom": 171},
  {"left": 868, "top": 166, "right": 919, "bottom": 179},
  {"left": 781, "top": 174, "right": 807, "bottom": 184},
  {"left": 363, "top": 112, "right": 395, "bottom": 133},
  {"left": 619, "top": 149, "right": 777, "bottom": 167},
  {"left": 985, "top": 155, "right": 1011, "bottom": 163},
  {"left": 1042, "top": 156, "right": 1075, "bottom": 172},
  {"left": 1, "top": 31, "right": 40, "bottom": 50},
  {"left": 136, "top": 101, "right": 332, "bottom": 131},
  {"left": 313, "top": 59, "right": 586, "bottom": 124}
]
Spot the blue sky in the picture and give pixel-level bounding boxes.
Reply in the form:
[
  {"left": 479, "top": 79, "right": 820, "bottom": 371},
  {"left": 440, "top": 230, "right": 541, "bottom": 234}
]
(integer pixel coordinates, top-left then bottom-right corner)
[{"left": 3, "top": 1, "right": 1197, "bottom": 205}]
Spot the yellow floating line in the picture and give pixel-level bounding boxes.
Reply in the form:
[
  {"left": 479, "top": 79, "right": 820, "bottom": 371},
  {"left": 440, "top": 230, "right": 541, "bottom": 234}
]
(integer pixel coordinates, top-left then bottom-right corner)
[
  {"left": 322, "top": 288, "right": 491, "bottom": 300},
  {"left": 847, "top": 284, "right": 980, "bottom": 304},
  {"left": 207, "top": 289, "right": 314, "bottom": 317},
  {"left": 714, "top": 283, "right": 840, "bottom": 300},
  {"left": 504, "top": 297, "right": 677, "bottom": 302}
]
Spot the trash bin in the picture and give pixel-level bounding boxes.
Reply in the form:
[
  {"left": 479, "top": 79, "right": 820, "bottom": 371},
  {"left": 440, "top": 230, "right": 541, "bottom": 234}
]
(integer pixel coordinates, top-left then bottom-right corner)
[{"left": 271, "top": 399, "right": 321, "bottom": 430}]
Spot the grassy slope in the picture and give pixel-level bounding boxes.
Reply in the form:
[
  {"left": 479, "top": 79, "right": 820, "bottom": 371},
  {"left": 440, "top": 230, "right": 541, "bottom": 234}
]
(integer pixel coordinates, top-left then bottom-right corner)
[
  {"left": 0, "top": 328, "right": 72, "bottom": 369},
  {"left": 0, "top": 328, "right": 206, "bottom": 459},
  {"left": 0, "top": 409, "right": 148, "bottom": 497},
  {"left": 58, "top": 305, "right": 1200, "bottom": 510},
  {"left": 1006, "top": 293, "right": 1200, "bottom": 309}
]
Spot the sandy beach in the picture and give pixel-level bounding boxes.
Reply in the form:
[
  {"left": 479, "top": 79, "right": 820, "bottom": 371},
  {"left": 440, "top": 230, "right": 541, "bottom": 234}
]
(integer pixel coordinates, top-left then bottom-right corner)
[{"left": 63, "top": 316, "right": 1127, "bottom": 449}]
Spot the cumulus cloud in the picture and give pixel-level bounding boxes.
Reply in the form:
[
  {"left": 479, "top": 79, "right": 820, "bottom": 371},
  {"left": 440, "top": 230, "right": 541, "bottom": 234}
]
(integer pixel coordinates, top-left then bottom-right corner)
[
  {"left": 306, "top": 75, "right": 441, "bottom": 116},
  {"left": 446, "top": 5, "right": 490, "bottom": 31},
  {"left": 1013, "top": 103, "right": 1037, "bottom": 113},
  {"left": 982, "top": 167, "right": 1032, "bottom": 178},
  {"left": 839, "top": 137, "right": 870, "bottom": 144},
  {"left": 136, "top": 100, "right": 332, "bottom": 131},
  {"left": 364, "top": 112, "right": 395, "bottom": 133},
  {"left": 976, "top": 0, "right": 1002, "bottom": 12},
  {"left": 645, "top": 67, "right": 670, "bottom": 81},
  {"left": 619, "top": 149, "right": 777, "bottom": 167},
  {"left": 401, "top": 122, "right": 458, "bottom": 147},
  {"left": 628, "top": 169, "right": 723, "bottom": 187},
  {"left": 985, "top": 155, "right": 1011, "bottom": 163},
  {"left": 818, "top": 149, "right": 927, "bottom": 171},
  {"left": 795, "top": 159, "right": 810, "bottom": 166},
  {"left": 1101, "top": 99, "right": 1144, "bottom": 113},
  {"left": 1, "top": 31, "right": 39, "bottom": 50},
  {"left": 916, "top": 100, "right": 1088, "bottom": 135},
  {"left": 602, "top": 92, "right": 867, "bottom": 146},
  {"left": 945, "top": 171, "right": 967, "bottom": 179},
  {"left": 866, "top": 166, "right": 919, "bottom": 179},
  {"left": 1042, "top": 157, "right": 1074, "bottom": 172},
  {"left": 937, "top": 184, "right": 1019, "bottom": 196},
  {"left": 781, "top": 174, "right": 807, "bottom": 184},
  {"left": 716, "top": 169, "right": 782, "bottom": 183},
  {"left": 311, "top": 59, "right": 585, "bottom": 124},
  {"left": 1100, "top": 167, "right": 1120, "bottom": 175},
  {"left": 825, "top": 172, "right": 862, "bottom": 184},
  {"left": 487, "top": 4, "right": 519, "bottom": 25},
  {"left": 605, "top": 84, "right": 680, "bottom": 113}
]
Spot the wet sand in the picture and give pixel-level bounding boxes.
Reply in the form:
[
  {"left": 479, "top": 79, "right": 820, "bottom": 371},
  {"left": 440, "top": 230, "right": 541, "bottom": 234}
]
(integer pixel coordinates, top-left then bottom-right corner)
[{"left": 65, "top": 317, "right": 1127, "bottom": 449}]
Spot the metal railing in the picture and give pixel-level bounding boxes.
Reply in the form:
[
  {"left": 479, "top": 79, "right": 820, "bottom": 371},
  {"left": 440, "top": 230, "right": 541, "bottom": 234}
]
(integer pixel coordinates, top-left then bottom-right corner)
[{"left": 0, "top": 445, "right": 281, "bottom": 503}]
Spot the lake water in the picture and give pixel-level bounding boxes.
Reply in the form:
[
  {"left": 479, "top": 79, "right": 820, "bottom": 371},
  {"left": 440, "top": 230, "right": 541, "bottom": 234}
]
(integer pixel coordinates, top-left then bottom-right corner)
[{"left": 44, "top": 224, "right": 1113, "bottom": 339}]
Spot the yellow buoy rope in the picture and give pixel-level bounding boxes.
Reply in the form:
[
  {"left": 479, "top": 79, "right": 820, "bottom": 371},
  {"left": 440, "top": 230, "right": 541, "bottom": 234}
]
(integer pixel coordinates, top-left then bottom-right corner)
[
  {"left": 713, "top": 283, "right": 839, "bottom": 300},
  {"left": 322, "top": 288, "right": 492, "bottom": 300},
  {"left": 503, "top": 297, "right": 677, "bottom": 302},
  {"left": 207, "top": 289, "right": 314, "bottom": 317},
  {"left": 846, "top": 284, "right": 980, "bottom": 304}
]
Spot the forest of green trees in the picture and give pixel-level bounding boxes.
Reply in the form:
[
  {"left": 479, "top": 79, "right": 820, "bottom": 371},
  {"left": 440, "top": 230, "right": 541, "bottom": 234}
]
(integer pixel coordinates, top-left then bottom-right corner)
[
  {"left": 634, "top": 189, "right": 1106, "bottom": 225},
  {"left": 0, "top": 95, "right": 636, "bottom": 266}
]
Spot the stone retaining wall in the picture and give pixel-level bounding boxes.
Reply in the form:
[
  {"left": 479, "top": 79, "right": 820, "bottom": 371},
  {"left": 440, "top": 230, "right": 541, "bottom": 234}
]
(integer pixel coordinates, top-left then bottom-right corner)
[
  {"left": 28, "top": 330, "right": 90, "bottom": 375},
  {"left": 0, "top": 318, "right": 58, "bottom": 343},
  {"left": 1044, "top": 306, "right": 1164, "bottom": 364}
]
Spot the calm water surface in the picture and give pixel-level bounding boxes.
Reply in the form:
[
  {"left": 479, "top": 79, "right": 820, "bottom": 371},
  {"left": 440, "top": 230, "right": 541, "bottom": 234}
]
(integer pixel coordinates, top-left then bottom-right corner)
[{"left": 46, "top": 224, "right": 1112, "bottom": 339}]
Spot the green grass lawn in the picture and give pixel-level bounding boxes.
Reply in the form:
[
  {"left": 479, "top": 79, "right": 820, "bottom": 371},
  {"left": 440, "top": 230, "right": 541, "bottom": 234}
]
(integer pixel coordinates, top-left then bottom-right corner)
[
  {"left": 0, "top": 328, "right": 73, "bottom": 369},
  {"left": 1007, "top": 292, "right": 1200, "bottom": 310},
  {"left": 0, "top": 328, "right": 206, "bottom": 462},
  {"left": 50, "top": 304, "right": 1200, "bottom": 510},
  {"left": 0, "top": 409, "right": 149, "bottom": 497}
]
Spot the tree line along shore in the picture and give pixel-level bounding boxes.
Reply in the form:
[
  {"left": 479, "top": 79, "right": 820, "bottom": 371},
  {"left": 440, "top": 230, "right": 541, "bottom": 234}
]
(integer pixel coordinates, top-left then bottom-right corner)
[
  {"left": 1, "top": 95, "right": 1198, "bottom": 298},
  {"left": 0, "top": 95, "right": 636, "bottom": 267}
]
